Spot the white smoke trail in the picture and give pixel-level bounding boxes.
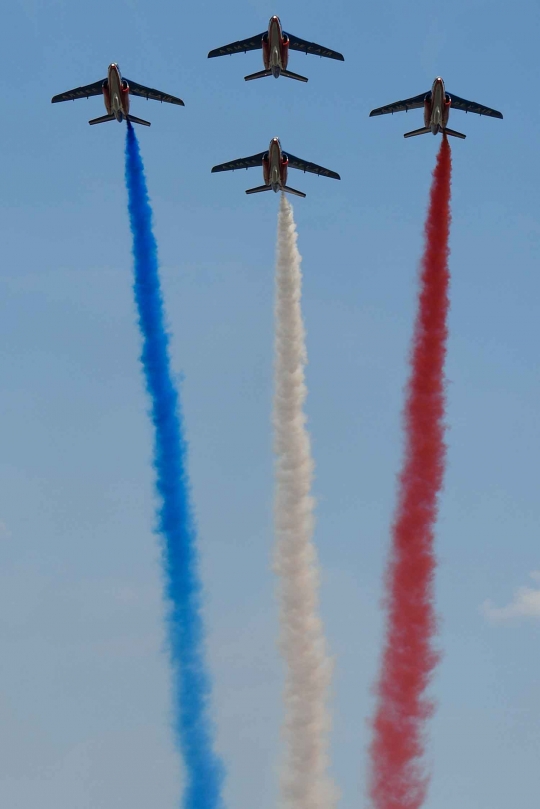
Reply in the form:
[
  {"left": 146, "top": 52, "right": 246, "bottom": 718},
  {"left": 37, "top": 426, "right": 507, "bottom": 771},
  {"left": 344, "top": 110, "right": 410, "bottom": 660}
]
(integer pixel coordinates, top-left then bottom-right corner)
[{"left": 273, "top": 193, "right": 336, "bottom": 809}]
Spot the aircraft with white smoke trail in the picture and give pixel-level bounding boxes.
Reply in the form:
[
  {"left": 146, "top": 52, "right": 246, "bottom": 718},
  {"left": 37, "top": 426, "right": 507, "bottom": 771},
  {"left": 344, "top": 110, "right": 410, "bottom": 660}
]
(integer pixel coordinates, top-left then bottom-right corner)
[
  {"left": 211, "top": 137, "right": 340, "bottom": 198},
  {"left": 208, "top": 15, "right": 344, "bottom": 82},
  {"left": 51, "top": 63, "right": 184, "bottom": 126},
  {"left": 369, "top": 76, "right": 503, "bottom": 139}
]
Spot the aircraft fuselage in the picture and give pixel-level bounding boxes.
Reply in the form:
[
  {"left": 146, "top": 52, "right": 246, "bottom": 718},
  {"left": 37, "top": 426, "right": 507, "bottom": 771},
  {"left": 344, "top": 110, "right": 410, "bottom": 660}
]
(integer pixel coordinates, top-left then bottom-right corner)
[
  {"left": 102, "top": 63, "right": 130, "bottom": 122},
  {"left": 262, "top": 16, "right": 289, "bottom": 77},
  {"left": 424, "top": 77, "right": 451, "bottom": 134},
  {"left": 262, "top": 138, "right": 288, "bottom": 191}
]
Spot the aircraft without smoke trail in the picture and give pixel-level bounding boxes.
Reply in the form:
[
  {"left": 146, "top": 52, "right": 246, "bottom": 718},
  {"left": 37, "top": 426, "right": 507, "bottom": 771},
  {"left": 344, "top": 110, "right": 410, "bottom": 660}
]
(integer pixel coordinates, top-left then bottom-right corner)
[
  {"left": 369, "top": 77, "right": 503, "bottom": 139},
  {"left": 51, "top": 63, "right": 184, "bottom": 127},
  {"left": 211, "top": 137, "right": 340, "bottom": 198},
  {"left": 208, "top": 15, "right": 344, "bottom": 82}
]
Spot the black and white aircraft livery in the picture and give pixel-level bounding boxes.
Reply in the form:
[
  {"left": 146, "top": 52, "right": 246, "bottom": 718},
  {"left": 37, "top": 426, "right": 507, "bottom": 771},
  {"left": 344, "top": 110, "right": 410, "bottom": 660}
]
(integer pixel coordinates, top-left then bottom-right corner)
[
  {"left": 211, "top": 137, "right": 340, "bottom": 198},
  {"left": 51, "top": 63, "right": 184, "bottom": 127},
  {"left": 208, "top": 15, "right": 344, "bottom": 83},
  {"left": 370, "top": 77, "right": 503, "bottom": 139}
]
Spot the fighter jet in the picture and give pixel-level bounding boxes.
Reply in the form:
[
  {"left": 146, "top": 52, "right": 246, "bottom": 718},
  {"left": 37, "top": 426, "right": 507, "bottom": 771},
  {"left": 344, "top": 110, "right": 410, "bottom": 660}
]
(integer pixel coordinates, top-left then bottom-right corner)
[
  {"left": 208, "top": 15, "right": 344, "bottom": 83},
  {"left": 51, "top": 63, "right": 184, "bottom": 126},
  {"left": 369, "top": 77, "right": 503, "bottom": 139},
  {"left": 212, "top": 138, "right": 340, "bottom": 198}
]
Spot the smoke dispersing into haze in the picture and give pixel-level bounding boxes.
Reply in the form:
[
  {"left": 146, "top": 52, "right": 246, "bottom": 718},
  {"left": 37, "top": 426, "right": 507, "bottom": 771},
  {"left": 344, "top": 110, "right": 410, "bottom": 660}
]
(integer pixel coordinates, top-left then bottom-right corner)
[
  {"left": 369, "top": 137, "right": 452, "bottom": 809},
  {"left": 124, "top": 122, "right": 225, "bottom": 809},
  {"left": 273, "top": 193, "right": 336, "bottom": 809}
]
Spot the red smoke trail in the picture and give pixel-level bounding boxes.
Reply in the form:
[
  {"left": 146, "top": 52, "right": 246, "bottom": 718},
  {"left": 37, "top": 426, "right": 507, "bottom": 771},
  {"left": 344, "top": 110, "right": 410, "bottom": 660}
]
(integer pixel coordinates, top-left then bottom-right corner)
[{"left": 369, "top": 137, "right": 452, "bottom": 809}]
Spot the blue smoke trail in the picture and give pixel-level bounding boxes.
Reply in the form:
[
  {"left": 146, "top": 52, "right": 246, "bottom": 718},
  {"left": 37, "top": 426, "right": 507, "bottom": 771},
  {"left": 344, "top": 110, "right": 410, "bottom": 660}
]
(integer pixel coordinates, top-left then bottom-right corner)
[{"left": 124, "top": 122, "right": 225, "bottom": 809}]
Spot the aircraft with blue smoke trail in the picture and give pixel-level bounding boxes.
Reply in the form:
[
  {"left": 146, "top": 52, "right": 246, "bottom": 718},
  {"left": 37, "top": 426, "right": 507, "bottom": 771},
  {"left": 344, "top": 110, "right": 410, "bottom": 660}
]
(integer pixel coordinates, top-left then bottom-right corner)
[
  {"left": 369, "top": 77, "right": 503, "bottom": 139},
  {"left": 211, "top": 137, "right": 340, "bottom": 198},
  {"left": 208, "top": 15, "right": 344, "bottom": 82},
  {"left": 51, "top": 63, "right": 184, "bottom": 126}
]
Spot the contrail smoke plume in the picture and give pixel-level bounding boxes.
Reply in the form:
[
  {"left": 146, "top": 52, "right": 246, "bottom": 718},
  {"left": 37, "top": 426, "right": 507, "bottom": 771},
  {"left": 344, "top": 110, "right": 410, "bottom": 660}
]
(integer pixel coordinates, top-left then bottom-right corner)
[
  {"left": 273, "top": 193, "right": 335, "bottom": 809},
  {"left": 124, "top": 123, "right": 225, "bottom": 809},
  {"left": 369, "top": 137, "right": 452, "bottom": 809}
]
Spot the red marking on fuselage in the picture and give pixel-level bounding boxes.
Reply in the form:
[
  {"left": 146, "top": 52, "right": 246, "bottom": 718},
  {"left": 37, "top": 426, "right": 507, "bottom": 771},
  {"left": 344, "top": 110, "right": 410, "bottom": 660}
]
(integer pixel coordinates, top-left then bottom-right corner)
[
  {"left": 103, "top": 63, "right": 130, "bottom": 121},
  {"left": 263, "top": 138, "right": 287, "bottom": 191},
  {"left": 424, "top": 77, "right": 451, "bottom": 134},
  {"left": 262, "top": 16, "right": 288, "bottom": 76}
]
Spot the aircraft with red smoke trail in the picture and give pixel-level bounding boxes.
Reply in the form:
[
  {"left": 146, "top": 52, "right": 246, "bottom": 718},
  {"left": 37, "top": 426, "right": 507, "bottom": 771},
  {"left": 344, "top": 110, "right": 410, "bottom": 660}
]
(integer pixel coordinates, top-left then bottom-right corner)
[
  {"left": 369, "top": 77, "right": 503, "bottom": 139},
  {"left": 211, "top": 137, "right": 340, "bottom": 198},
  {"left": 207, "top": 15, "right": 344, "bottom": 82},
  {"left": 51, "top": 63, "right": 184, "bottom": 127}
]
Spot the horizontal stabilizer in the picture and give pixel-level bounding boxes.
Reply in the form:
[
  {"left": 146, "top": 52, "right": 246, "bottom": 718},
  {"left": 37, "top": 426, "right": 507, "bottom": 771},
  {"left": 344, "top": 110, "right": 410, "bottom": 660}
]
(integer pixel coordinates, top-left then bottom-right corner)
[
  {"left": 244, "top": 69, "right": 273, "bottom": 82},
  {"left": 245, "top": 184, "right": 273, "bottom": 195},
  {"left": 444, "top": 127, "right": 466, "bottom": 139},
  {"left": 403, "top": 126, "right": 431, "bottom": 138},
  {"left": 88, "top": 114, "right": 115, "bottom": 126},
  {"left": 127, "top": 114, "right": 151, "bottom": 127},
  {"left": 282, "top": 185, "right": 306, "bottom": 198},
  {"left": 280, "top": 69, "right": 308, "bottom": 83}
]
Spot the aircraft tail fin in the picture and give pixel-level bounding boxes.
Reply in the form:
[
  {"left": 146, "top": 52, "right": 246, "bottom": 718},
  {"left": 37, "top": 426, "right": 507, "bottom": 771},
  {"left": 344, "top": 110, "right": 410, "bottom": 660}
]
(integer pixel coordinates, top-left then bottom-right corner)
[
  {"left": 126, "top": 114, "right": 151, "bottom": 127},
  {"left": 444, "top": 127, "right": 466, "bottom": 139},
  {"left": 88, "top": 114, "right": 116, "bottom": 126},
  {"left": 245, "top": 184, "right": 273, "bottom": 195},
  {"left": 280, "top": 69, "right": 309, "bottom": 83},
  {"left": 244, "top": 69, "right": 273, "bottom": 82},
  {"left": 403, "top": 126, "right": 431, "bottom": 138},
  {"left": 282, "top": 185, "right": 307, "bottom": 198}
]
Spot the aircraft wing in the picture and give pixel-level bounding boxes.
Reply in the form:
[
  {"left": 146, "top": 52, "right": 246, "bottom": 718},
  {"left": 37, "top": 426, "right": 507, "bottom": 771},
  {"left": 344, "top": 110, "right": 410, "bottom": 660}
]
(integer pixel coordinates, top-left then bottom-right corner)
[
  {"left": 51, "top": 80, "right": 104, "bottom": 103},
  {"left": 286, "top": 33, "right": 344, "bottom": 61},
  {"left": 285, "top": 153, "right": 340, "bottom": 180},
  {"left": 208, "top": 34, "right": 266, "bottom": 58},
  {"left": 123, "top": 78, "right": 184, "bottom": 106},
  {"left": 211, "top": 152, "right": 267, "bottom": 172},
  {"left": 369, "top": 92, "right": 427, "bottom": 117},
  {"left": 447, "top": 93, "right": 503, "bottom": 119}
]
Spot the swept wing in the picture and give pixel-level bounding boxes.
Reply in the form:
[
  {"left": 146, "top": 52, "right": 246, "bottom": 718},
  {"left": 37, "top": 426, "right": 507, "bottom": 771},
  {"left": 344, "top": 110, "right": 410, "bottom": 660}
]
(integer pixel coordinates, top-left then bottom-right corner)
[
  {"left": 369, "top": 92, "right": 427, "bottom": 117},
  {"left": 285, "top": 153, "right": 340, "bottom": 180},
  {"left": 447, "top": 92, "right": 503, "bottom": 118},
  {"left": 208, "top": 34, "right": 266, "bottom": 58},
  {"left": 123, "top": 78, "right": 184, "bottom": 106},
  {"left": 286, "top": 33, "right": 344, "bottom": 61},
  {"left": 51, "top": 80, "right": 104, "bottom": 103},
  {"left": 211, "top": 152, "right": 267, "bottom": 172}
]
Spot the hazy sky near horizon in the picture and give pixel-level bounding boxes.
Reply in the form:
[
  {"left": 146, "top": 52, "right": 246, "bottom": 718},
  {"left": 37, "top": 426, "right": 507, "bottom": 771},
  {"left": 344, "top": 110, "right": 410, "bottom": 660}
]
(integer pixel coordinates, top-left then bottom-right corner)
[{"left": 1, "top": 1, "right": 539, "bottom": 808}]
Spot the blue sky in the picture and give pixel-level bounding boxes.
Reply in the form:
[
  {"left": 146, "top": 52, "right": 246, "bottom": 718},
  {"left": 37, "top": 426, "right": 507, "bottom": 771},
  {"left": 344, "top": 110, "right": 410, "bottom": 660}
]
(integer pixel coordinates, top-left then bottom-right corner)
[{"left": 1, "top": 1, "right": 539, "bottom": 808}]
